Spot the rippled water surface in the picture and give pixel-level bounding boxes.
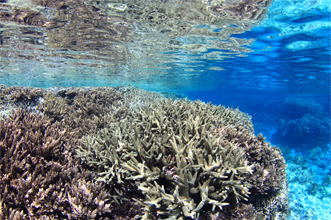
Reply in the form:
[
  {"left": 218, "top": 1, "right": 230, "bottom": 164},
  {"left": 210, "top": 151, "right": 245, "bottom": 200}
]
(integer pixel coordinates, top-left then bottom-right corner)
[{"left": 0, "top": 0, "right": 329, "bottom": 93}]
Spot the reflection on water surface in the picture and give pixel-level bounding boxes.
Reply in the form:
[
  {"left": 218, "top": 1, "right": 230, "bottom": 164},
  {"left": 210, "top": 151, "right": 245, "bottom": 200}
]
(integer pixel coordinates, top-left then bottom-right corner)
[{"left": 0, "top": 0, "right": 272, "bottom": 88}]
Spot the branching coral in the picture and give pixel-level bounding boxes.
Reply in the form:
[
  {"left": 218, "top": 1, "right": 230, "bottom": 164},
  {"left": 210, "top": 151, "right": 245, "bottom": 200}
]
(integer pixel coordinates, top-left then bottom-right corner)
[
  {"left": 77, "top": 99, "right": 286, "bottom": 219},
  {"left": 211, "top": 203, "right": 257, "bottom": 220},
  {"left": 0, "top": 86, "right": 287, "bottom": 219},
  {"left": 38, "top": 87, "right": 127, "bottom": 144},
  {"left": 1, "top": 86, "right": 194, "bottom": 219},
  {"left": 0, "top": 109, "right": 114, "bottom": 219},
  {"left": 215, "top": 127, "right": 287, "bottom": 194},
  {"left": 0, "top": 86, "right": 43, "bottom": 109}
]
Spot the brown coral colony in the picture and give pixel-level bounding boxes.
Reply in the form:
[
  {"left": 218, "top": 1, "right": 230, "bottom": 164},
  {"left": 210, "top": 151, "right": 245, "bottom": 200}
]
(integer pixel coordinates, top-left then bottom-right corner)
[{"left": 0, "top": 85, "right": 288, "bottom": 219}]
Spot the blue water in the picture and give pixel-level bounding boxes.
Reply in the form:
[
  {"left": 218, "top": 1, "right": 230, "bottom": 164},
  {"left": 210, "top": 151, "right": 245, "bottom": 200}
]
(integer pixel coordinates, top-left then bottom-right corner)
[{"left": 0, "top": 0, "right": 330, "bottom": 219}]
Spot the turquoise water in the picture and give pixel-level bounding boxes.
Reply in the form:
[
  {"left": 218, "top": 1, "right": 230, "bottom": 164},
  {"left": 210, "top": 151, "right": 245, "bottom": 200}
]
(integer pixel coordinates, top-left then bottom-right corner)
[{"left": 0, "top": 0, "right": 330, "bottom": 219}]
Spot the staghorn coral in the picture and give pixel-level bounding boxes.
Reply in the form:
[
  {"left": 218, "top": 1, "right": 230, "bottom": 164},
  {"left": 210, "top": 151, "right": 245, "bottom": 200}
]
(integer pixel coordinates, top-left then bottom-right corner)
[
  {"left": 0, "top": 85, "right": 12, "bottom": 99},
  {"left": 1, "top": 85, "right": 171, "bottom": 219},
  {"left": 1, "top": 84, "right": 171, "bottom": 138},
  {"left": 0, "top": 86, "right": 44, "bottom": 119},
  {"left": 0, "top": 86, "right": 43, "bottom": 108},
  {"left": 209, "top": 203, "right": 257, "bottom": 220},
  {"left": 77, "top": 99, "right": 287, "bottom": 219},
  {"left": 1, "top": 85, "right": 187, "bottom": 219},
  {"left": 0, "top": 86, "right": 287, "bottom": 219},
  {"left": 9, "top": 87, "right": 43, "bottom": 107},
  {"left": 0, "top": 108, "right": 115, "bottom": 219},
  {"left": 38, "top": 87, "right": 127, "bottom": 141},
  {"left": 229, "top": 203, "right": 257, "bottom": 219},
  {"left": 207, "top": 128, "right": 288, "bottom": 220},
  {"left": 39, "top": 86, "right": 185, "bottom": 143},
  {"left": 120, "top": 85, "right": 169, "bottom": 110},
  {"left": 0, "top": 85, "right": 15, "bottom": 119},
  {"left": 216, "top": 127, "right": 287, "bottom": 194},
  {"left": 38, "top": 92, "right": 70, "bottom": 121},
  {"left": 0, "top": 108, "right": 63, "bottom": 217}
]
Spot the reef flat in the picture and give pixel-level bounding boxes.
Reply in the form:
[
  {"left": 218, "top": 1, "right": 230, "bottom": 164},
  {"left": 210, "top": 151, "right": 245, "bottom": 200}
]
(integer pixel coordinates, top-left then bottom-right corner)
[{"left": 0, "top": 85, "right": 288, "bottom": 219}]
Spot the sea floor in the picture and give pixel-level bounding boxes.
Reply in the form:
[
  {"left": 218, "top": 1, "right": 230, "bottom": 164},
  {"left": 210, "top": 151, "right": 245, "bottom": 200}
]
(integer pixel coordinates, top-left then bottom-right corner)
[
  {"left": 285, "top": 146, "right": 331, "bottom": 220},
  {"left": 260, "top": 126, "right": 331, "bottom": 220}
]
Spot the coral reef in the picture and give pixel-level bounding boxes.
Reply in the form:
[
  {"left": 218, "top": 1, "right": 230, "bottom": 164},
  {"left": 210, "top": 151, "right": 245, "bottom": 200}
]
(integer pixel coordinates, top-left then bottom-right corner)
[
  {"left": 272, "top": 97, "right": 330, "bottom": 150},
  {"left": 78, "top": 99, "right": 287, "bottom": 219},
  {"left": 1, "top": 85, "right": 191, "bottom": 219},
  {"left": 0, "top": 86, "right": 42, "bottom": 107},
  {"left": 216, "top": 128, "right": 287, "bottom": 195},
  {"left": 0, "top": 85, "right": 128, "bottom": 136},
  {"left": 280, "top": 97, "right": 325, "bottom": 119},
  {"left": 0, "top": 108, "right": 113, "bottom": 219},
  {"left": 0, "top": 85, "right": 288, "bottom": 219},
  {"left": 39, "top": 87, "right": 127, "bottom": 140},
  {"left": 285, "top": 146, "right": 331, "bottom": 219},
  {"left": 119, "top": 86, "right": 169, "bottom": 110},
  {"left": 159, "top": 91, "right": 189, "bottom": 100},
  {"left": 9, "top": 87, "right": 43, "bottom": 107},
  {"left": 0, "top": 86, "right": 44, "bottom": 119},
  {"left": 215, "top": 203, "right": 256, "bottom": 220}
]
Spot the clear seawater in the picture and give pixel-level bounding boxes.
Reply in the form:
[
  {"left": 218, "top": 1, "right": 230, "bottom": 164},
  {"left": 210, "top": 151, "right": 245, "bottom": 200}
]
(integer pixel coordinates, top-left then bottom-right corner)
[{"left": 0, "top": 0, "right": 330, "bottom": 219}]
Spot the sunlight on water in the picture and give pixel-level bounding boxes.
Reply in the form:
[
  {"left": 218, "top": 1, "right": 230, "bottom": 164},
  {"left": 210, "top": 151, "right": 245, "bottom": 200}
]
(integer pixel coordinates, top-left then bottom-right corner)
[
  {"left": 0, "top": 0, "right": 275, "bottom": 90},
  {"left": 0, "top": 0, "right": 330, "bottom": 92}
]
